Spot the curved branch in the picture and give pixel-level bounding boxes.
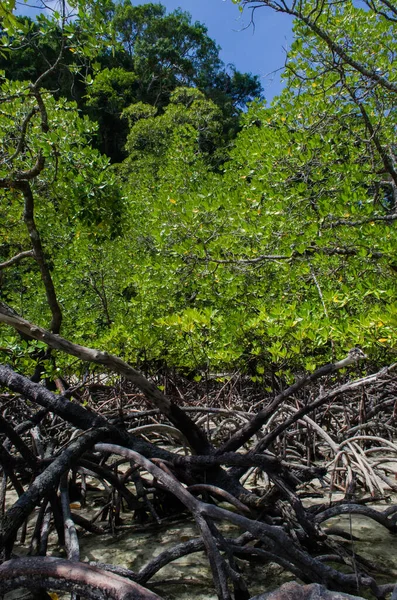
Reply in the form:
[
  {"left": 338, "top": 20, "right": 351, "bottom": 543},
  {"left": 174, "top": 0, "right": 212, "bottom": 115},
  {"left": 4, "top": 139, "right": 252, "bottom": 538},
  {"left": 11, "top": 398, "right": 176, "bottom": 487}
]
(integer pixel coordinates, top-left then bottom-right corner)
[
  {"left": 188, "top": 245, "right": 385, "bottom": 267},
  {"left": 323, "top": 213, "right": 397, "bottom": 229},
  {"left": 216, "top": 349, "right": 366, "bottom": 454},
  {"left": 93, "top": 443, "right": 376, "bottom": 595},
  {"left": 255, "top": 366, "right": 393, "bottom": 452},
  {"left": 14, "top": 153, "right": 45, "bottom": 180},
  {"left": 343, "top": 79, "right": 397, "bottom": 186},
  {"left": 314, "top": 504, "right": 397, "bottom": 533},
  {"left": 60, "top": 472, "right": 80, "bottom": 561},
  {"left": 0, "top": 363, "right": 176, "bottom": 463},
  {"left": 242, "top": 0, "right": 397, "bottom": 93},
  {"left": 7, "top": 106, "right": 39, "bottom": 163},
  {"left": 0, "top": 557, "right": 161, "bottom": 600},
  {"left": 0, "top": 307, "right": 211, "bottom": 454},
  {"left": 0, "top": 250, "right": 35, "bottom": 271}
]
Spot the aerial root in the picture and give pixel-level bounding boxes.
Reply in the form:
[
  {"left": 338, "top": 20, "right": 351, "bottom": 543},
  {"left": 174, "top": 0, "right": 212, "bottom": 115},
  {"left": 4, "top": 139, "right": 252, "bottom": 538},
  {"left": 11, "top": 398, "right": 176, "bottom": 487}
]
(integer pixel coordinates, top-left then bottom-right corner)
[{"left": 1, "top": 362, "right": 397, "bottom": 599}]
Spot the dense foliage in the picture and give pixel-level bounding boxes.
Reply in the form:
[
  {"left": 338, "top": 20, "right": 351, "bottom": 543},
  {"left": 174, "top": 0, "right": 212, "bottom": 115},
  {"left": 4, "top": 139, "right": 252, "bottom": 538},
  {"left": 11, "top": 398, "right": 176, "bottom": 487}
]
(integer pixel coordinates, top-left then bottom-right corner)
[
  {"left": 1, "top": 2, "right": 261, "bottom": 161},
  {"left": 1, "top": 0, "right": 396, "bottom": 379}
]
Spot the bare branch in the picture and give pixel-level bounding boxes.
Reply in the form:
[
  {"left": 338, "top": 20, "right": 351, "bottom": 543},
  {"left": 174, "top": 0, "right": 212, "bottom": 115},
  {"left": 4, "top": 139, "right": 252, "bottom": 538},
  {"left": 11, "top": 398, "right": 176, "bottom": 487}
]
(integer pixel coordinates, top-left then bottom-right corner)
[
  {"left": 32, "top": 2, "right": 66, "bottom": 92},
  {"left": 188, "top": 244, "right": 386, "bottom": 267},
  {"left": 0, "top": 557, "right": 161, "bottom": 599},
  {"left": 0, "top": 250, "right": 35, "bottom": 271},
  {"left": 323, "top": 213, "right": 397, "bottom": 228},
  {"left": 94, "top": 443, "right": 376, "bottom": 595},
  {"left": 343, "top": 78, "right": 397, "bottom": 186},
  {"left": 216, "top": 348, "right": 367, "bottom": 454},
  {"left": 0, "top": 306, "right": 212, "bottom": 454},
  {"left": 256, "top": 365, "right": 395, "bottom": 451},
  {"left": 242, "top": 0, "right": 397, "bottom": 93},
  {"left": 14, "top": 153, "right": 45, "bottom": 181}
]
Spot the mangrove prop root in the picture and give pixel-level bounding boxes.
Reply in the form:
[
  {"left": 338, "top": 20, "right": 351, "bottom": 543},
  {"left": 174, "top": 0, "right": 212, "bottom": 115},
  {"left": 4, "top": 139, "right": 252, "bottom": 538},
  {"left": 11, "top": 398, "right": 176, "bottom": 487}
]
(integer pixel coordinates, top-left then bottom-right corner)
[
  {"left": 0, "top": 556, "right": 162, "bottom": 599},
  {"left": 0, "top": 360, "right": 397, "bottom": 599}
]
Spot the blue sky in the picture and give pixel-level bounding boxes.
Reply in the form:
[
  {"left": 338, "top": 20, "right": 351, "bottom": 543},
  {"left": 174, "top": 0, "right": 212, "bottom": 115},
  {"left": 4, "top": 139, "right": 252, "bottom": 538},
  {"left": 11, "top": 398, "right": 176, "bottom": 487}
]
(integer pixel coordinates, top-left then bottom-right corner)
[
  {"left": 145, "top": 1, "right": 294, "bottom": 100},
  {"left": 16, "top": 0, "right": 293, "bottom": 101}
]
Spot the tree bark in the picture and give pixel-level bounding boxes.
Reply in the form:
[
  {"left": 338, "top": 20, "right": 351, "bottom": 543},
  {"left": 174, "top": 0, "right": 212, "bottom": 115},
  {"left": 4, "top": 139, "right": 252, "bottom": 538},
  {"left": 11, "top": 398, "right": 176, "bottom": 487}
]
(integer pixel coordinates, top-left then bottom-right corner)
[
  {"left": 0, "top": 557, "right": 162, "bottom": 599},
  {"left": 0, "top": 306, "right": 211, "bottom": 454}
]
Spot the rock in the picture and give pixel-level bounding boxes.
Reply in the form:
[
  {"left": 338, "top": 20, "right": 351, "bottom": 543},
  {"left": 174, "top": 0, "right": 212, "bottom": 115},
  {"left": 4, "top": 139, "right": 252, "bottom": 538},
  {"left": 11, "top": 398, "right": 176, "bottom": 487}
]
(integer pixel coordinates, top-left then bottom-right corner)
[{"left": 250, "top": 582, "right": 365, "bottom": 600}]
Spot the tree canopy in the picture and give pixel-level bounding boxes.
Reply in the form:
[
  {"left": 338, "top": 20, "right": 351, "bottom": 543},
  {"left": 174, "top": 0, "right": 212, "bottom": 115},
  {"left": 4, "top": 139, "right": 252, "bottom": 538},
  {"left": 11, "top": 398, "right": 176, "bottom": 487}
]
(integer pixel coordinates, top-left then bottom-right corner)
[
  {"left": 1, "top": 0, "right": 396, "bottom": 377},
  {"left": 1, "top": 2, "right": 262, "bottom": 161}
]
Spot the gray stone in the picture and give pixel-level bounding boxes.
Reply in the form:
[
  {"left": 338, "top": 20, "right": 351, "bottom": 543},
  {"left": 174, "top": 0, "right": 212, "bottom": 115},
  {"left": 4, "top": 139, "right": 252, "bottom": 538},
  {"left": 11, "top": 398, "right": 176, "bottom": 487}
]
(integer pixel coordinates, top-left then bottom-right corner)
[{"left": 250, "top": 582, "right": 365, "bottom": 600}]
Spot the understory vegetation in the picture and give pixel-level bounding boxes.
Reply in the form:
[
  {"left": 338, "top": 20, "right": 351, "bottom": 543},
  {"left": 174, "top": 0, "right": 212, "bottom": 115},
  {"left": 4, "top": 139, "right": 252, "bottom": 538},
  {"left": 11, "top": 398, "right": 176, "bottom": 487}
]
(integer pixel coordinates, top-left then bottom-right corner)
[{"left": 1, "top": 0, "right": 397, "bottom": 598}]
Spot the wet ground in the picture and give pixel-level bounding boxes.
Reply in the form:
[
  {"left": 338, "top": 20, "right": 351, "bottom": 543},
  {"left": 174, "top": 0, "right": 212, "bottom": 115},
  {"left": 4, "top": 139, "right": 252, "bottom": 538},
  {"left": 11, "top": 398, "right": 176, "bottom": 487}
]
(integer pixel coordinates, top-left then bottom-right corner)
[
  {"left": 78, "top": 519, "right": 292, "bottom": 600},
  {"left": 4, "top": 486, "right": 397, "bottom": 599}
]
